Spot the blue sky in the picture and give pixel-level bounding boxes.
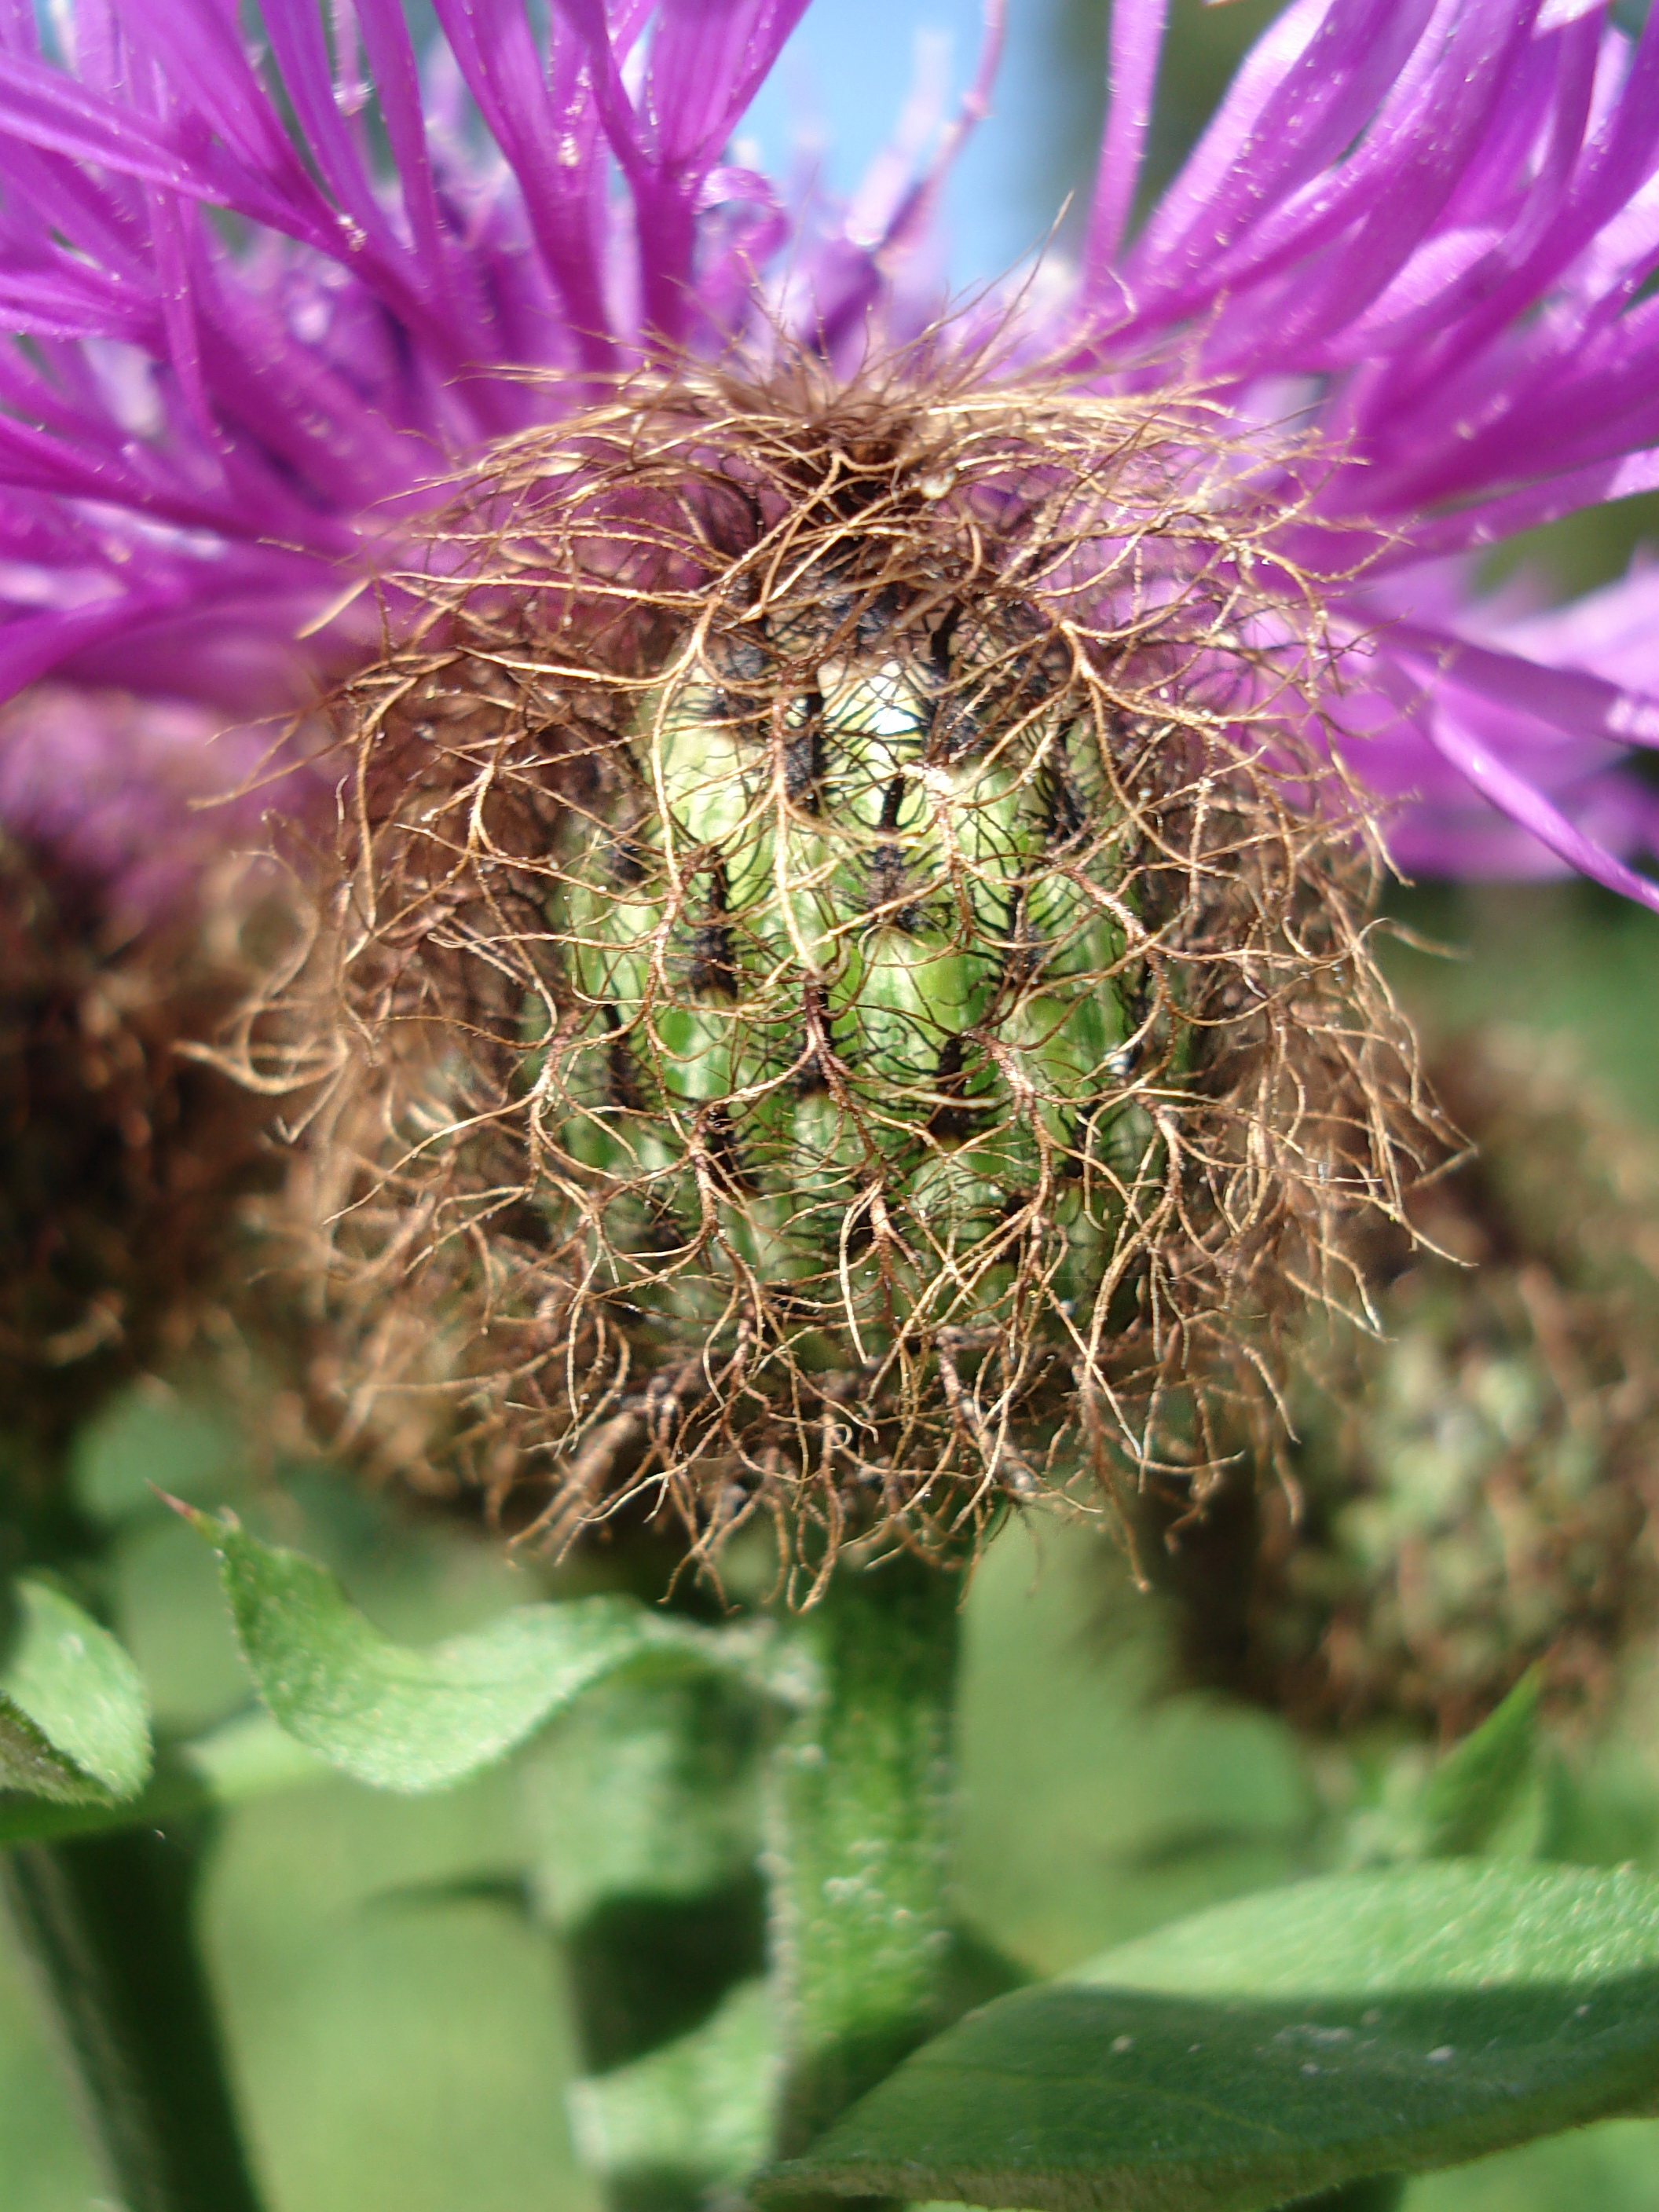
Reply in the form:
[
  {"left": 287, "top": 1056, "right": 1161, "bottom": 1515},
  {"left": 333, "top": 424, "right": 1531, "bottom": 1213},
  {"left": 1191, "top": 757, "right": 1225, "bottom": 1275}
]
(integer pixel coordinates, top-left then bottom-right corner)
[{"left": 738, "top": 0, "right": 1082, "bottom": 288}]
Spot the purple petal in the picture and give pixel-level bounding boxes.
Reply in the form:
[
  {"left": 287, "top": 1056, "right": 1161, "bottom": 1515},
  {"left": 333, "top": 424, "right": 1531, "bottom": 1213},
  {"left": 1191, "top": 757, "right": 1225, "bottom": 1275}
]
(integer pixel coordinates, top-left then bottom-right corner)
[
  {"left": 1079, "top": 0, "right": 1168, "bottom": 284},
  {"left": 1387, "top": 621, "right": 1659, "bottom": 750},
  {"left": 1419, "top": 707, "right": 1659, "bottom": 911},
  {"left": 0, "top": 681, "right": 308, "bottom": 926}
]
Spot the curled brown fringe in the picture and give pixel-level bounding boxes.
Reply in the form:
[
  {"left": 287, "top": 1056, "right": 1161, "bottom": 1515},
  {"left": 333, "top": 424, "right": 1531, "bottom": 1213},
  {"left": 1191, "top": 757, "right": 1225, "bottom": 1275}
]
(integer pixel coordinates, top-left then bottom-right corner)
[{"left": 226, "top": 364, "right": 1446, "bottom": 1596}]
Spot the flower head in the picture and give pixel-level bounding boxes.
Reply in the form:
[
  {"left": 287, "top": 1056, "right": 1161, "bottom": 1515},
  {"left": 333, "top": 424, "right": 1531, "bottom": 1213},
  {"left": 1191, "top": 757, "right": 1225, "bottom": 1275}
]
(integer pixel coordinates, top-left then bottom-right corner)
[
  {"left": 8, "top": 0, "right": 1659, "bottom": 1573},
  {"left": 262, "top": 366, "right": 1429, "bottom": 1573},
  {"left": 1136, "top": 1027, "right": 1659, "bottom": 1741}
]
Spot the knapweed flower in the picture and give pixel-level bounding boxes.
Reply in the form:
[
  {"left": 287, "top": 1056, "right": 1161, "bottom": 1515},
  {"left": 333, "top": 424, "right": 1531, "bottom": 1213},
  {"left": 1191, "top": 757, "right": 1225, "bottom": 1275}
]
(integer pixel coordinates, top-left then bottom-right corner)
[
  {"left": 270, "top": 375, "right": 1426, "bottom": 1578},
  {"left": 6, "top": 0, "right": 1659, "bottom": 1573},
  {"left": 1138, "top": 1028, "right": 1659, "bottom": 1741}
]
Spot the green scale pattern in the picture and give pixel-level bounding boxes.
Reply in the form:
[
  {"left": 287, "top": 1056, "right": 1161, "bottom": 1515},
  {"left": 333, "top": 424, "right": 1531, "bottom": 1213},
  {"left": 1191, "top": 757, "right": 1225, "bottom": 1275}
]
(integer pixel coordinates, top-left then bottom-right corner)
[{"left": 544, "top": 604, "right": 1157, "bottom": 1375}]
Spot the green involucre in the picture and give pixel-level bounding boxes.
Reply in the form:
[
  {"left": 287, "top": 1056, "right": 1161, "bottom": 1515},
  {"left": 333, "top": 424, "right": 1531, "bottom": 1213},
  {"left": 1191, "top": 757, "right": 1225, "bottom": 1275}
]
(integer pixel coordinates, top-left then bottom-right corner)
[{"left": 550, "top": 613, "right": 1152, "bottom": 1368}]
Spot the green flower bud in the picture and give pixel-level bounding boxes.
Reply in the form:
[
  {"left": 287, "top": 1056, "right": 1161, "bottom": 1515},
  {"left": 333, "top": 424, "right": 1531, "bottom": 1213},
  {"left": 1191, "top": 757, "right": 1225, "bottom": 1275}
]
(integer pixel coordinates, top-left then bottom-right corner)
[{"left": 258, "top": 377, "right": 1434, "bottom": 1584}]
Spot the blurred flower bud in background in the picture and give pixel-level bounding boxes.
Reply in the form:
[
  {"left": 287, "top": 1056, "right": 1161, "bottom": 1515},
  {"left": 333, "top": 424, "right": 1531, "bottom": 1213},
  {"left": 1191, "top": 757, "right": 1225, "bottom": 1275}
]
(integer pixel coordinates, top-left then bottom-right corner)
[
  {"left": 1133, "top": 1027, "right": 1659, "bottom": 1745},
  {"left": 0, "top": 686, "right": 302, "bottom": 1531}
]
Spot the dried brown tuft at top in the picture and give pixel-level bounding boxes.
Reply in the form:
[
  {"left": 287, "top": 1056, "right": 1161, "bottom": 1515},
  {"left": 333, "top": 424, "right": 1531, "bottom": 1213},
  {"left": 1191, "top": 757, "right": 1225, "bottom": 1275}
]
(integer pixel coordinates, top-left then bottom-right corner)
[{"left": 233, "top": 364, "right": 1441, "bottom": 1596}]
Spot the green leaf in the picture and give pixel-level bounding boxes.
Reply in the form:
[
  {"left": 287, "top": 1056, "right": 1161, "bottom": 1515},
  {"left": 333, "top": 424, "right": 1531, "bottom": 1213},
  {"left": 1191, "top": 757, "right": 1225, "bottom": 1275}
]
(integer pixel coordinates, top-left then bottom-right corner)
[
  {"left": 0, "top": 1577, "right": 152, "bottom": 1805},
  {"left": 0, "top": 1708, "right": 323, "bottom": 1848},
  {"left": 1279, "top": 2183, "right": 1404, "bottom": 2212},
  {"left": 1415, "top": 1668, "right": 1542, "bottom": 1859},
  {"left": 762, "top": 1862, "right": 1659, "bottom": 2212},
  {"left": 190, "top": 1510, "right": 780, "bottom": 1791}
]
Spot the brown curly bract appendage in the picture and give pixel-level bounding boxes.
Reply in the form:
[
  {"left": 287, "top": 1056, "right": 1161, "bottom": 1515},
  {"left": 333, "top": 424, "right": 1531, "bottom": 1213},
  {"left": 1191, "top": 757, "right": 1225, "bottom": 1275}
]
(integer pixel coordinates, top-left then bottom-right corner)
[{"left": 240, "top": 364, "right": 1438, "bottom": 1593}]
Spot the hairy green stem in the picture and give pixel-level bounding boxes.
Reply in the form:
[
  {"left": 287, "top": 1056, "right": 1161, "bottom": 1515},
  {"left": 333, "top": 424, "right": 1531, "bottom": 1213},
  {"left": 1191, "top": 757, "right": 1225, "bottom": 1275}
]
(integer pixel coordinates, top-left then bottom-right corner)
[
  {"left": 2, "top": 1818, "right": 266, "bottom": 2212},
  {"left": 766, "top": 1558, "right": 961, "bottom": 2163},
  {"left": 525, "top": 1668, "right": 771, "bottom": 2212},
  {"left": 526, "top": 1554, "right": 966, "bottom": 2208}
]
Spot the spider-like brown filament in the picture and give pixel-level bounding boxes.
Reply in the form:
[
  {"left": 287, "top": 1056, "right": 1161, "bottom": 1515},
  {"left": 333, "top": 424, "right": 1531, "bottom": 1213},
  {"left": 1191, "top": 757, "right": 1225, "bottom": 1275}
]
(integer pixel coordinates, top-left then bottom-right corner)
[{"left": 225, "top": 363, "right": 1445, "bottom": 1598}]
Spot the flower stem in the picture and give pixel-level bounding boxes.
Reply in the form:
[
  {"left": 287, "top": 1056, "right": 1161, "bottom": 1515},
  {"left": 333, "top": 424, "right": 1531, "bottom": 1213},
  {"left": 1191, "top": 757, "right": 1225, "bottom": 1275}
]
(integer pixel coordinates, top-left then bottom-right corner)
[
  {"left": 2, "top": 1817, "right": 266, "bottom": 2212},
  {"left": 527, "top": 1555, "right": 965, "bottom": 2207},
  {"left": 523, "top": 1667, "right": 771, "bottom": 2212},
  {"left": 766, "top": 1557, "right": 961, "bottom": 2163}
]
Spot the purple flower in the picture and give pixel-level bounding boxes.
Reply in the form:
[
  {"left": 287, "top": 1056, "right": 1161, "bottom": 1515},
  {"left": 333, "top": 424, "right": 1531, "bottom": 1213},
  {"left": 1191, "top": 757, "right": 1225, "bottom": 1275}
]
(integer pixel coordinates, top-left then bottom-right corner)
[{"left": 1, "top": 0, "right": 1658, "bottom": 907}]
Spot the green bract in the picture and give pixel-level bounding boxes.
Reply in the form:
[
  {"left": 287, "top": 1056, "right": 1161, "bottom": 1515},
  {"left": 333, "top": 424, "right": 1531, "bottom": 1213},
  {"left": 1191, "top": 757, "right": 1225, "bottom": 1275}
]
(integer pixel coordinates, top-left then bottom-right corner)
[
  {"left": 553, "top": 599, "right": 1150, "bottom": 1376},
  {"left": 275, "top": 379, "right": 1424, "bottom": 1564}
]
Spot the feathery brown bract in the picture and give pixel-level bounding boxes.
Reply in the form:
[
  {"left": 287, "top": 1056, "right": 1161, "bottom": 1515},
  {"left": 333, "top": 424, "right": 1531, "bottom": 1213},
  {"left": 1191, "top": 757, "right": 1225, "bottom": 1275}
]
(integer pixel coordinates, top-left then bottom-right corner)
[{"left": 248, "top": 370, "right": 1436, "bottom": 1592}]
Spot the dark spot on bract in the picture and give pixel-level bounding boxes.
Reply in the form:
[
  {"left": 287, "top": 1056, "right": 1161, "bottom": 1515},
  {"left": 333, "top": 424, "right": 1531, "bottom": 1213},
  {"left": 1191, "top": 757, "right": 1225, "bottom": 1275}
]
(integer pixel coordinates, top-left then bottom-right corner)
[
  {"left": 687, "top": 858, "right": 739, "bottom": 998},
  {"left": 698, "top": 1104, "right": 753, "bottom": 1195},
  {"left": 602, "top": 1005, "right": 647, "bottom": 1114},
  {"left": 796, "top": 981, "right": 837, "bottom": 1097},
  {"left": 782, "top": 693, "right": 826, "bottom": 811},
  {"left": 927, "top": 1033, "right": 982, "bottom": 1144}
]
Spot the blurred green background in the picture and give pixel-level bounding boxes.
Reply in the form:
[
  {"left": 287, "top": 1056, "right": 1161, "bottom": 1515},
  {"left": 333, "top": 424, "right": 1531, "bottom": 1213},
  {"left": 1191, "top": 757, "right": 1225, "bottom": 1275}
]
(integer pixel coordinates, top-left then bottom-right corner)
[{"left": 10, "top": 4, "right": 1659, "bottom": 2208}]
